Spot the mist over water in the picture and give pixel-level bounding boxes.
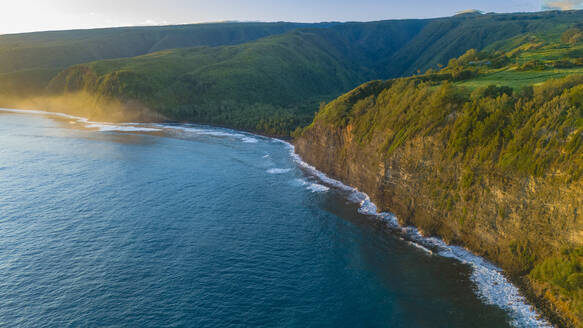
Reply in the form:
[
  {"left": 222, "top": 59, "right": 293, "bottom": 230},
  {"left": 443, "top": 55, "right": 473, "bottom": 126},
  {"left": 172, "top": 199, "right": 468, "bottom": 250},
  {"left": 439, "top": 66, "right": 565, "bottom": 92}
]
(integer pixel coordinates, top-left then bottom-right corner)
[{"left": 0, "top": 111, "right": 533, "bottom": 327}]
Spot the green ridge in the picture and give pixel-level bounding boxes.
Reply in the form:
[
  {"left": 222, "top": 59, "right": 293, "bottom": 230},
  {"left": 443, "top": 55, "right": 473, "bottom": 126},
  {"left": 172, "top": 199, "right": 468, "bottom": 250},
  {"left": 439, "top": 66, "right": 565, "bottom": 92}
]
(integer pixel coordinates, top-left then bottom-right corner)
[{"left": 37, "top": 10, "right": 583, "bottom": 136}]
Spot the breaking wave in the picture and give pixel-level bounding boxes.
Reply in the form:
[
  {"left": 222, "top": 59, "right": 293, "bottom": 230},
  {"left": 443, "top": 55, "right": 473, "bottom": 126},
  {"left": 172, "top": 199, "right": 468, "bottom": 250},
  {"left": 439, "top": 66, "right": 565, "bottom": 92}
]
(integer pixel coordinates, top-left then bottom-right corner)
[
  {"left": 306, "top": 183, "right": 330, "bottom": 193},
  {"left": 85, "top": 123, "right": 162, "bottom": 132},
  {"left": 0, "top": 108, "right": 262, "bottom": 144},
  {"left": 267, "top": 168, "right": 292, "bottom": 174},
  {"left": 155, "top": 124, "right": 260, "bottom": 144},
  {"left": 292, "top": 178, "right": 330, "bottom": 193}
]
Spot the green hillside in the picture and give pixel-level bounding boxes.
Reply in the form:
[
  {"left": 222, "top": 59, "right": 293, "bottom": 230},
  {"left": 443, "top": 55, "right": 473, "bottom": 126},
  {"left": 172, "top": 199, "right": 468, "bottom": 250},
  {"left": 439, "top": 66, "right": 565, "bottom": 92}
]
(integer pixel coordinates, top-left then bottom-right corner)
[
  {"left": 0, "top": 22, "right": 320, "bottom": 95},
  {"left": 44, "top": 19, "right": 429, "bottom": 135},
  {"left": 41, "top": 10, "right": 583, "bottom": 136},
  {"left": 46, "top": 30, "right": 367, "bottom": 135},
  {"left": 3, "top": 10, "right": 583, "bottom": 137},
  {"left": 384, "top": 10, "right": 583, "bottom": 76}
]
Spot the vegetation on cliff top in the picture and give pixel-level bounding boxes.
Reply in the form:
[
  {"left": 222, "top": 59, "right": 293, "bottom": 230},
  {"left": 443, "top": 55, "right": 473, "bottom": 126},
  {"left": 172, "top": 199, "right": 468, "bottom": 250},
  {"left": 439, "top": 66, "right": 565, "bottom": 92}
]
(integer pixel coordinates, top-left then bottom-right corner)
[{"left": 309, "top": 24, "right": 583, "bottom": 179}]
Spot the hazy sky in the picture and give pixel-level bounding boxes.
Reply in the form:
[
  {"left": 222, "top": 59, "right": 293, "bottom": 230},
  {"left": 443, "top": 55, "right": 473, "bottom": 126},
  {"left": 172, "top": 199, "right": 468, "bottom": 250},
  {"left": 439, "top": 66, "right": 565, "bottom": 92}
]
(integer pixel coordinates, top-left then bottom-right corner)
[{"left": 0, "top": 0, "right": 581, "bottom": 35}]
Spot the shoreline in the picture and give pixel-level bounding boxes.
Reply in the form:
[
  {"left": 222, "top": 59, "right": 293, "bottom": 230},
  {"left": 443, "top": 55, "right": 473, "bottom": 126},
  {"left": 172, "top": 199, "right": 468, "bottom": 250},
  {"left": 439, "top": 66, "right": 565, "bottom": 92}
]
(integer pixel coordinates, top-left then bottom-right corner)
[
  {"left": 284, "top": 140, "right": 553, "bottom": 328},
  {"left": 1, "top": 107, "right": 554, "bottom": 327}
]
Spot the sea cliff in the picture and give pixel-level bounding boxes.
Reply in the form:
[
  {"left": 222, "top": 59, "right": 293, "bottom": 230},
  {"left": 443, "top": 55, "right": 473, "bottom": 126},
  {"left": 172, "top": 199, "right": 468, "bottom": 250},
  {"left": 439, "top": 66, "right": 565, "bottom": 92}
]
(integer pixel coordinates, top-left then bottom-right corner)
[{"left": 294, "top": 79, "right": 583, "bottom": 327}]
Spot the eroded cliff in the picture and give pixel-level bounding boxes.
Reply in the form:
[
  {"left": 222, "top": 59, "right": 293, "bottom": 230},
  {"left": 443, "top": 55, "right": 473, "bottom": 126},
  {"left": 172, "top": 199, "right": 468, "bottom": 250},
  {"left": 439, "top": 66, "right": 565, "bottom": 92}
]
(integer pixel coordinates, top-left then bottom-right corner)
[{"left": 295, "top": 78, "right": 583, "bottom": 327}]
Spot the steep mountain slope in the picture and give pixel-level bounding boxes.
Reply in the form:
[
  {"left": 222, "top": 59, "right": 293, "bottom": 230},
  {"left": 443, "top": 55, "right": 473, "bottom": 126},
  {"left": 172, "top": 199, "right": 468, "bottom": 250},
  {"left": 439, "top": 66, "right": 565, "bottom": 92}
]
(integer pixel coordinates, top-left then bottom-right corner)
[
  {"left": 0, "top": 22, "right": 320, "bottom": 95},
  {"left": 385, "top": 10, "right": 583, "bottom": 76},
  {"left": 43, "top": 10, "right": 583, "bottom": 136},
  {"left": 43, "top": 19, "right": 429, "bottom": 134}
]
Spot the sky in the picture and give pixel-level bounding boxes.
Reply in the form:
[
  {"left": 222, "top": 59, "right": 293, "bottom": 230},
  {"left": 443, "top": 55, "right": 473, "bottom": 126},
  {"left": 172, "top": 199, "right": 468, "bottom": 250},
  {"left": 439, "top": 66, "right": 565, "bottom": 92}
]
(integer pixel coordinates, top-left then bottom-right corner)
[{"left": 0, "top": 0, "right": 581, "bottom": 35}]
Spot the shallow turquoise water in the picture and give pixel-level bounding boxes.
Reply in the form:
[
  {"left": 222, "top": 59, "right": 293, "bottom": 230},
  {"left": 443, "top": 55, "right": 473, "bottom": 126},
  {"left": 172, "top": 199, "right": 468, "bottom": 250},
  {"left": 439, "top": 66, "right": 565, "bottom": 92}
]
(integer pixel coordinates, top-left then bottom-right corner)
[{"left": 0, "top": 112, "right": 520, "bottom": 327}]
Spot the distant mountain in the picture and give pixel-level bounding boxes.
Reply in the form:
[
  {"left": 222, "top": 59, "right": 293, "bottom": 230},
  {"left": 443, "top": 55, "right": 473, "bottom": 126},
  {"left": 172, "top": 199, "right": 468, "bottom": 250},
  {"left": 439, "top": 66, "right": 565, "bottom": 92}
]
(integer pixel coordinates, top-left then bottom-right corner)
[
  {"left": 0, "top": 22, "right": 325, "bottom": 95},
  {"left": 36, "top": 10, "right": 583, "bottom": 135}
]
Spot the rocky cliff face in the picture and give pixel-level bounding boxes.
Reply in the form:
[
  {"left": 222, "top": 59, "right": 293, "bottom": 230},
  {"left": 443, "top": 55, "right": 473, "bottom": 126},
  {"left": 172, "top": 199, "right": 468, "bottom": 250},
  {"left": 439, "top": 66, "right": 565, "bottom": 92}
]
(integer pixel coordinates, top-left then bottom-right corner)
[
  {"left": 295, "top": 116, "right": 583, "bottom": 327},
  {"left": 296, "top": 121, "right": 583, "bottom": 265}
]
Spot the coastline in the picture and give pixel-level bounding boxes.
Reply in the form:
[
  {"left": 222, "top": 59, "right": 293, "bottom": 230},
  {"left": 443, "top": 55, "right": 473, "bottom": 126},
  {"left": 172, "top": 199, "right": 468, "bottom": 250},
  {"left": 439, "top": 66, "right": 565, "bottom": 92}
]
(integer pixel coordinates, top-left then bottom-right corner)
[
  {"left": 0, "top": 107, "right": 554, "bottom": 327},
  {"left": 292, "top": 115, "right": 583, "bottom": 328},
  {"left": 284, "top": 140, "right": 553, "bottom": 328}
]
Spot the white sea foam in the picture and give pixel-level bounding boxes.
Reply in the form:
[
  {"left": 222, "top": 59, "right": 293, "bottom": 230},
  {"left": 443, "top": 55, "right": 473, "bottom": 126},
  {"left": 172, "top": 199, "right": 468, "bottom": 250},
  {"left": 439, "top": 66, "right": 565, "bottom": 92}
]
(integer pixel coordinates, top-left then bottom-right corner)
[
  {"left": 242, "top": 137, "right": 259, "bottom": 143},
  {"left": 0, "top": 109, "right": 265, "bottom": 144},
  {"left": 408, "top": 241, "right": 434, "bottom": 255},
  {"left": 306, "top": 183, "right": 330, "bottom": 193},
  {"left": 267, "top": 168, "right": 292, "bottom": 174},
  {"left": 293, "top": 178, "right": 308, "bottom": 186},
  {"left": 0, "top": 108, "right": 164, "bottom": 132},
  {"left": 291, "top": 178, "right": 329, "bottom": 193},
  {"left": 356, "top": 195, "right": 379, "bottom": 216},
  {"left": 85, "top": 123, "right": 162, "bottom": 132},
  {"left": 157, "top": 124, "right": 264, "bottom": 145},
  {"left": 278, "top": 141, "right": 356, "bottom": 193},
  {"left": 283, "top": 140, "right": 551, "bottom": 328},
  {"left": 0, "top": 108, "right": 55, "bottom": 116},
  {"left": 0, "top": 108, "right": 89, "bottom": 123},
  {"left": 52, "top": 112, "right": 89, "bottom": 123},
  {"left": 162, "top": 125, "right": 246, "bottom": 137}
]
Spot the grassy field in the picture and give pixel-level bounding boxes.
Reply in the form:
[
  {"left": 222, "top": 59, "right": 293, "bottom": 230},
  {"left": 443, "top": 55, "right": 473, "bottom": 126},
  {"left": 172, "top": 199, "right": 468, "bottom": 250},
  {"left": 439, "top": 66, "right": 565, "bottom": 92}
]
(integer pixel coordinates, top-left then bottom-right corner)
[
  {"left": 454, "top": 22, "right": 583, "bottom": 90},
  {"left": 457, "top": 67, "right": 583, "bottom": 89}
]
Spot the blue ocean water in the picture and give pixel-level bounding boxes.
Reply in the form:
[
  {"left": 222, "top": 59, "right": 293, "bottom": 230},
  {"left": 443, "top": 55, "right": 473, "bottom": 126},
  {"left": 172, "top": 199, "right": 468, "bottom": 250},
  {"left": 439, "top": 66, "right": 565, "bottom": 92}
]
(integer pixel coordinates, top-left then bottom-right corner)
[{"left": 0, "top": 111, "right": 542, "bottom": 327}]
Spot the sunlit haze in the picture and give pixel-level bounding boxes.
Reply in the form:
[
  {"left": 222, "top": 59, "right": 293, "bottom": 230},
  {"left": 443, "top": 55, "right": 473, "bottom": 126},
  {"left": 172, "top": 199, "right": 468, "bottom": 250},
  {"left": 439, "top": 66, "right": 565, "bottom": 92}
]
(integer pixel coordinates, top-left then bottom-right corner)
[{"left": 1, "top": 0, "right": 574, "bottom": 35}]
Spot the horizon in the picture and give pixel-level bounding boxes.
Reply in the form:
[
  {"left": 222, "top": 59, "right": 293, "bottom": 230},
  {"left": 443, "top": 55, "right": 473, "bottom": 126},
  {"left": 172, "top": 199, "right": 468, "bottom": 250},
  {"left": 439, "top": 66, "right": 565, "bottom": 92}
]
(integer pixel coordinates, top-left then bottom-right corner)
[
  {"left": 1, "top": 0, "right": 581, "bottom": 35},
  {"left": 1, "top": 8, "right": 582, "bottom": 37}
]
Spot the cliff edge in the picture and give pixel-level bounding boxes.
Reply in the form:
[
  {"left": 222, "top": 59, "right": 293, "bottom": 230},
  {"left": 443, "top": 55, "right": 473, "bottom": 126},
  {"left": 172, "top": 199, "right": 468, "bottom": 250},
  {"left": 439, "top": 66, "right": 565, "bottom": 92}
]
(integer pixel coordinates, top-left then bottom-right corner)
[{"left": 295, "top": 78, "right": 583, "bottom": 327}]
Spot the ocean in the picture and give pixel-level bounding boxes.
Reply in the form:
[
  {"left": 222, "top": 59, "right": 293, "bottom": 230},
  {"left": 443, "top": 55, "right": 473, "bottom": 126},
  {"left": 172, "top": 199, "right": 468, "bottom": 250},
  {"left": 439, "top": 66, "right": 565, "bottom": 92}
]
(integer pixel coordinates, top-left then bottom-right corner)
[{"left": 0, "top": 109, "right": 549, "bottom": 327}]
